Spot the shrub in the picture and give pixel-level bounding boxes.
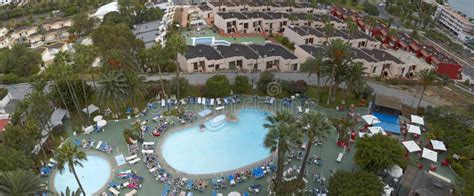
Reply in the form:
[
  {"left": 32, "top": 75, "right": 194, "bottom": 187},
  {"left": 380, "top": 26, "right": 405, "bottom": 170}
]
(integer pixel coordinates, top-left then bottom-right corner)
[
  {"left": 0, "top": 73, "right": 26, "bottom": 84},
  {"left": 363, "top": 2, "right": 379, "bottom": 16},
  {"left": 288, "top": 80, "right": 308, "bottom": 94},
  {"left": 257, "top": 71, "right": 275, "bottom": 94},
  {"left": 0, "top": 88, "right": 8, "bottom": 100},
  {"left": 233, "top": 75, "right": 251, "bottom": 94},
  {"left": 274, "top": 35, "right": 295, "bottom": 50},
  {"left": 205, "top": 75, "right": 230, "bottom": 97}
]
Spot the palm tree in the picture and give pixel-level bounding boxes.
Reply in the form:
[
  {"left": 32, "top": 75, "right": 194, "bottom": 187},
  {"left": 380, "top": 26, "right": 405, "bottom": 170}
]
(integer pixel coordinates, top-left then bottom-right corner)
[
  {"left": 346, "top": 19, "right": 358, "bottom": 45},
  {"left": 288, "top": 14, "right": 297, "bottom": 25},
  {"left": 297, "top": 111, "right": 331, "bottom": 180},
  {"left": 124, "top": 71, "right": 147, "bottom": 107},
  {"left": 305, "top": 13, "right": 314, "bottom": 26},
  {"left": 164, "top": 32, "right": 186, "bottom": 106},
  {"left": 0, "top": 170, "right": 50, "bottom": 196},
  {"left": 301, "top": 53, "right": 325, "bottom": 86},
  {"left": 365, "top": 16, "right": 378, "bottom": 36},
  {"left": 325, "top": 39, "right": 351, "bottom": 104},
  {"left": 343, "top": 62, "right": 367, "bottom": 104},
  {"left": 310, "top": 0, "right": 318, "bottom": 13},
  {"left": 387, "top": 28, "right": 398, "bottom": 45},
  {"left": 415, "top": 69, "right": 436, "bottom": 111},
  {"left": 56, "top": 142, "right": 87, "bottom": 196},
  {"left": 97, "top": 71, "right": 129, "bottom": 113},
  {"left": 263, "top": 112, "right": 302, "bottom": 188},
  {"left": 323, "top": 18, "right": 334, "bottom": 45}
]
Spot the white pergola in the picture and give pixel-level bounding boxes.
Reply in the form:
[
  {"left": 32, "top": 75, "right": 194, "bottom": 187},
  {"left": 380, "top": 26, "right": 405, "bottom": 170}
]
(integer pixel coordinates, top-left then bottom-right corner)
[
  {"left": 411, "top": 115, "right": 425, "bottom": 125},
  {"left": 431, "top": 140, "right": 447, "bottom": 151},
  {"left": 368, "top": 126, "right": 387, "bottom": 135},
  {"left": 402, "top": 140, "right": 422, "bottom": 152},
  {"left": 407, "top": 124, "right": 421, "bottom": 135},
  {"left": 422, "top": 148, "right": 438, "bottom": 162}
]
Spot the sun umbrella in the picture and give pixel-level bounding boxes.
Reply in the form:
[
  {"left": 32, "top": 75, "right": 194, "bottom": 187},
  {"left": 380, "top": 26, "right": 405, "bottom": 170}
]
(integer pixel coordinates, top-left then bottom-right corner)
[
  {"left": 407, "top": 124, "right": 421, "bottom": 135},
  {"left": 431, "top": 140, "right": 447, "bottom": 151},
  {"left": 402, "top": 140, "right": 421, "bottom": 152},
  {"left": 411, "top": 115, "right": 424, "bottom": 125},
  {"left": 368, "top": 126, "right": 386, "bottom": 135},
  {"left": 422, "top": 148, "right": 438, "bottom": 162},
  {"left": 362, "top": 115, "right": 381, "bottom": 124},
  {"left": 93, "top": 115, "right": 103, "bottom": 122},
  {"left": 228, "top": 192, "right": 241, "bottom": 196},
  {"left": 97, "top": 119, "right": 107, "bottom": 127},
  {"left": 388, "top": 165, "right": 403, "bottom": 178}
]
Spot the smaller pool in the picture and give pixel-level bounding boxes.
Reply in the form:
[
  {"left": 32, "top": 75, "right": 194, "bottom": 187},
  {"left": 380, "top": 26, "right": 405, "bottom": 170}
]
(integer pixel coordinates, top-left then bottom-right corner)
[
  {"left": 373, "top": 112, "right": 400, "bottom": 134},
  {"left": 54, "top": 155, "right": 111, "bottom": 195},
  {"left": 192, "top": 37, "right": 231, "bottom": 46}
]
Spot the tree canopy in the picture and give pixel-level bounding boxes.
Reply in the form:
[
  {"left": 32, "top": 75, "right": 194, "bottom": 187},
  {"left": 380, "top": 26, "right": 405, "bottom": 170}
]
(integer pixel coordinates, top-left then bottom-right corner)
[
  {"left": 328, "top": 170, "right": 384, "bottom": 196},
  {"left": 0, "top": 146, "right": 34, "bottom": 172},
  {"left": 69, "top": 12, "right": 97, "bottom": 37},
  {"left": 355, "top": 134, "right": 405, "bottom": 173},
  {"left": 0, "top": 44, "right": 41, "bottom": 77},
  {"left": 233, "top": 75, "right": 251, "bottom": 94},
  {"left": 205, "top": 75, "right": 230, "bottom": 98},
  {"left": 50, "top": 79, "right": 93, "bottom": 110}
]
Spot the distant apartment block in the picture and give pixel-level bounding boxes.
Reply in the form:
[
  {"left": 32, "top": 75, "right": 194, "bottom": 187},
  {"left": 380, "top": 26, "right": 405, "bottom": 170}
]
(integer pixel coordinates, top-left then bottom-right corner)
[
  {"left": 434, "top": 4, "right": 474, "bottom": 43},
  {"left": 283, "top": 26, "right": 379, "bottom": 49},
  {"left": 178, "top": 43, "right": 300, "bottom": 73},
  {"left": 295, "top": 45, "right": 415, "bottom": 78},
  {"left": 213, "top": 11, "right": 346, "bottom": 35}
]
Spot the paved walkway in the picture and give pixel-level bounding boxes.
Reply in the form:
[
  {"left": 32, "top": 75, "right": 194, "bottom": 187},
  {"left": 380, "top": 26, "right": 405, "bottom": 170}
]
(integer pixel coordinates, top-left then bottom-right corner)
[{"left": 145, "top": 72, "right": 432, "bottom": 108}]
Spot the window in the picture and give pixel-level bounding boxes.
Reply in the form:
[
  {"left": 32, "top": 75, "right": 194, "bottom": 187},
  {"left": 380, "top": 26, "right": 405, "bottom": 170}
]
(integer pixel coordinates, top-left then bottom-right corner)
[
  {"left": 208, "top": 64, "right": 214, "bottom": 68},
  {"left": 193, "top": 63, "right": 198, "bottom": 70},
  {"left": 372, "top": 67, "right": 376, "bottom": 73},
  {"left": 237, "top": 60, "right": 243, "bottom": 67},
  {"left": 216, "top": 64, "right": 220, "bottom": 70},
  {"left": 266, "top": 61, "right": 273, "bottom": 69},
  {"left": 229, "top": 61, "right": 236, "bottom": 70},
  {"left": 244, "top": 23, "right": 249, "bottom": 29},
  {"left": 273, "top": 60, "right": 279, "bottom": 66},
  {"left": 292, "top": 64, "right": 298, "bottom": 71},
  {"left": 254, "top": 64, "right": 258, "bottom": 70},
  {"left": 227, "top": 22, "right": 232, "bottom": 28}
]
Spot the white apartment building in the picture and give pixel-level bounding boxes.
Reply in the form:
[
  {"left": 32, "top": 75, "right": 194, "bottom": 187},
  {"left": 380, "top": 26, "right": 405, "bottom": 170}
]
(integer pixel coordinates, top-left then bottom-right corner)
[{"left": 434, "top": 4, "right": 474, "bottom": 43}]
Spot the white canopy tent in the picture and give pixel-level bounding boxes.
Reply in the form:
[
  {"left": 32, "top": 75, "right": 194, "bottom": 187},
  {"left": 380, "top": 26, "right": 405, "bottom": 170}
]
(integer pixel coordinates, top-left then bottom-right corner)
[
  {"left": 92, "top": 1, "right": 118, "bottom": 19},
  {"left": 402, "top": 141, "right": 422, "bottom": 152},
  {"left": 362, "top": 115, "right": 381, "bottom": 124},
  {"left": 411, "top": 115, "right": 424, "bottom": 125},
  {"left": 50, "top": 108, "right": 69, "bottom": 127},
  {"left": 407, "top": 124, "right": 421, "bottom": 135},
  {"left": 431, "top": 140, "right": 447, "bottom": 151},
  {"left": 422, "top": 148, "right": 438, "bottom": 162},
  {"left": 368, "top": 126, "right": 386, "bottom": 135},
  {"left": 82, "top": 104, "right": 99, "bottom": 115}
]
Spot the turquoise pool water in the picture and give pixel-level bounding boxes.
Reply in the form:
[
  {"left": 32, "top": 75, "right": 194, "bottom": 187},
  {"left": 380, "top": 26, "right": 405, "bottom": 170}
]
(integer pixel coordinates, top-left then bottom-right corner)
[
  {"left": 162, "top": 109, "right": 270, "bottom": 174},
  {"left": 54, "top": 155, "right": 111, "bottom": 195}
]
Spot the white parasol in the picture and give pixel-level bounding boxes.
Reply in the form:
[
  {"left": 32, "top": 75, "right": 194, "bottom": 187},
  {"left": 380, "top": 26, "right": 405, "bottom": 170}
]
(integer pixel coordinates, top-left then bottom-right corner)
[
  {"left": 422, "top": 148, "right": 438, "bottom": 162},
  {"left": 97, "top": 119, "right": 107, "bottom": 127},
  {"left": 368, "top": 126, "right": 386, "bottom": 135},
  {"left": 407, "top": 124, "right": 421, "bottom": 135},
  {"left": 411, "top": 115, "right": 424, "bottom": 125},
  {"left": 93, "top": 115, "right": 103, "bottom": 122},
  {"left": 362, "top": 115, "right": 381, "bottom": 124},
  {"left": 402, "top": 140, "right": 421, "bottom": 152},
  {"left": 388, "top": 165, "right": 403, "bottom": 178},
  {"left": 228, "top": 192, "right": 241, "bottom": 196},
  {"left": 431, "top": 140, "right": 447, "bottom": 151}
]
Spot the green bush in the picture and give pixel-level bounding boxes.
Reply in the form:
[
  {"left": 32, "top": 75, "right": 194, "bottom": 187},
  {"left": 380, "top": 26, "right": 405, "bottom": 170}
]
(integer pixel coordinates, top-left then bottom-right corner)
[
  {"left": 233, "top": 75, "right": 251, "bottom": 94},
  {"left": 257, "top": 71, "right": 275, "bottom": 94},
  {"left": 205, "top": 75, "right": 230, "bottom": 97},
  {"left": 0, "top": 73, "right": 26, "bottom": 84},
  {"left": 363, "top": 2, "right": 379, "bottom": 16},
  {"left": 0, "top": 88, "right": 8, "bottom": 99},
  {"left": 274, "top": 35, "right": 295, "bottom": 50}
]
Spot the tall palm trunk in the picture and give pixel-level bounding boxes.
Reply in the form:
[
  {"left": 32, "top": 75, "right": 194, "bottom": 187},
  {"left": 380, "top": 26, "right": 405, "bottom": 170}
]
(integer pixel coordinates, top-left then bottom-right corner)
[
  {"left": 275, "top": 146, "right": 285, "bottom": 184},
  {"left": 327, "top": 66, "right": 336, "bottom": 104},
  {"left": 298, "top": 136, "right": 314, "bottom": 180},
  {"left": 158, "top": 64, "right": 167, "bottom": 99},
  {"left": 176, "top": 56, "right": 180, "bottom": 107},
  {"left": 416, "top": 85, "right": 426, "bottom": 110},
  {"left": 70, "top": 164, "right": 86, "bottom": 196},
  {"left": 81, "top": 79, "right": 91, "bottom": 123},
  {"left": 66, "top": 79, "right": 84, "bottom": 122}
]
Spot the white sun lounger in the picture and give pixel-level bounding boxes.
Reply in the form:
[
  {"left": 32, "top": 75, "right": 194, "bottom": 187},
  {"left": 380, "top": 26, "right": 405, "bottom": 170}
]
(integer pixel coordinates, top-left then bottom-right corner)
[
  {"left": 95, "top": 141, "right": 103, "bottom": 150},
  {"left": 202, "top": 98, "right": 206, "bottom": 105},
  {"left": 109, "top": 187, "right": 120, "bottom": 195},
  {"left": 161, "top": 99, "right": 166, "bottom": 107},
  {"left": 216, "top": 98, "right": 222, "bottom": 105},
  {"left": 297, "top": 106, "right": 302, "bottom": 113},
  {"left": 215, "top": 106, "right": 225, "bottom": 111},
  {"left": 336, "top": 153, "right": 344, "bottom": 163},
  {"left": 198, "top": 97, "right": 202, "bottom": 104},
  {"left": 180, "top": 99, "right": 186, "bottom": 105},
  {"left": 125, "top": 189, "right": 137, "bottom": 196},
  {"left": 149, "top": 167, "right": 158, "bottom": 173},
  {"left": 143, "top": 142, "right": 155, "bottom": 146},
  {"left": 305, "top": 108, "right": 310, "bottom": 113},
  {"left": 125, "top": 154, "right": 138, "bottom": 162},
  {"left": 142, "top": 149, "right": 154, "bottom": 154},
  {"left": 128, "top": 158, "right": 141, "bottom": 165},
  {"left": 210, "top": 98, "right": 215, "bottom": 106}
]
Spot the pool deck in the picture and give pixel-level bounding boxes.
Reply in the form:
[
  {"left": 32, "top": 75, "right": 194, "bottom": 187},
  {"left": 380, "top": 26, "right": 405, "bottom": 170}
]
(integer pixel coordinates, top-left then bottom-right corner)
[
  {"left": 182, "top": 28, "right": 267, "bottom": 45},
  {"left": 49, "top": 96, "right": 457, "bottom": 195}
]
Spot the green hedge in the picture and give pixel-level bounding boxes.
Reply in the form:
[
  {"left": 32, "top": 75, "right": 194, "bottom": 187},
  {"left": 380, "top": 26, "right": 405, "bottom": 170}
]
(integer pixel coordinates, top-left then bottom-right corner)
[{"left": 0, "top": 88, "right": 7, "bottom": 100}]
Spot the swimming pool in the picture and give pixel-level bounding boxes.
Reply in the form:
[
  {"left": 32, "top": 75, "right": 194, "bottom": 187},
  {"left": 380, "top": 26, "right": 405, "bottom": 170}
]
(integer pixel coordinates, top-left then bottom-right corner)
[
  {"left": 161, "top": 109, "right": 270, "bottom": 174},
  {"left": 372, "top": 112, "right": 400, "bottom": 134},
  {"left": 192, "top": 37, "right": 231, "bottom": 46},
  {"left": 54, "top": 154, "right": 111, "bottom": 195}
]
